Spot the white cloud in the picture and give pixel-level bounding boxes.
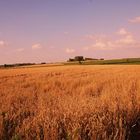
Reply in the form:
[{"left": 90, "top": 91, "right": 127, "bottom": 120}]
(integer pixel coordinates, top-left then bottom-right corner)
[
  {"left": 32, "top": 43, "right": 42, "bottom": 49},
  {"left": 0, "top": 40, "right": 5, "bottom": 46},
  {"left": 83, "top": 39, "right": 114, "bottom": 51},
  {"left": 116, "top": 35, "right": 135, "bottom": 46},
  {"left": 85, "top": 34, "right": 107, "bottom": 41},
  {"left": 15, "top": 48, "right": 24, "bottom": 52},
  {"left": 91, "top": 40, "right": 114, "bottom": 50},
  {"left": 129, "top": 16, "right": 140, "bottom": 23},
  {"left": 116, "top": 28, "right": 136, "bottom": 46},
  {"left": 83, "top": 28, "right": 138, "bottom": 51},
  {"left": 94, "top": 41, "right": 106, "bottom": 48},
  {"left": 83, "top": 46, "right": 90, "bottom": 51},
  {"left": 117, "top": 28, "right": 129, "bottom": 36},
  {"left": 65, "top": 48, "right": 75, "bottom": 53}
]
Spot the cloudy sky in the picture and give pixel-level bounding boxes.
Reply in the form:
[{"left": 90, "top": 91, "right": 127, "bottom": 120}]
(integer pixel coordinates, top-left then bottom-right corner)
[{"left": 0, "top": 0, "right": 140, "bottom": 64}]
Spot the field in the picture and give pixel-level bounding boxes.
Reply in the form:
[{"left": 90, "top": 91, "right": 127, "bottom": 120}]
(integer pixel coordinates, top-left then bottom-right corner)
[{"left": 0, "top": 65, "right": 140, "bottom": 140}]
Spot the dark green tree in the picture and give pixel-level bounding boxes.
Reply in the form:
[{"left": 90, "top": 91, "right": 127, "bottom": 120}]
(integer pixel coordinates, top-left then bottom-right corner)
[{"left": 74, "top": 56, "right": 84, "bottom": 64}]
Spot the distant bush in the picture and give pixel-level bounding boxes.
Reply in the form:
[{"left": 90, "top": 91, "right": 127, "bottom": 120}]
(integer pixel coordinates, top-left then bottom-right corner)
[
  {"left": 68, "top": 58, "right": 75, "bottom": 62},
  {"left": 41, "top": 62, "right": 46, "bottom": 65},
  {"left": 100, "top": 58, "right": 104, "bottom": 60},
  {"left": 4, "top": 64, "right": 13, "bottom": 67},
  {"left": 3, "top": 63, "right": 36, "bottom": 68},
  {"left": 85, "top": 58, "right": 98, "bottom": 61}
]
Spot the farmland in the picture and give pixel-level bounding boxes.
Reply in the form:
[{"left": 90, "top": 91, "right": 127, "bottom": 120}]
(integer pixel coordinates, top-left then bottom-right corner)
[{"left": 0, "top": 65, "right": 140, "bottom": 140}]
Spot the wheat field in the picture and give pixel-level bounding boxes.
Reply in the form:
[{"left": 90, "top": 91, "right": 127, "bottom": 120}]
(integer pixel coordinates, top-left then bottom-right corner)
[{"left": 0, "top": 65, "right": 140, "bottom": 140}]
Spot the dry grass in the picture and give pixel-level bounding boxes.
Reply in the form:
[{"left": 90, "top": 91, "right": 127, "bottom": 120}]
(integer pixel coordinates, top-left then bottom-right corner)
[{"left": 0, "top": 65, "right": 140, "bottom": 140}]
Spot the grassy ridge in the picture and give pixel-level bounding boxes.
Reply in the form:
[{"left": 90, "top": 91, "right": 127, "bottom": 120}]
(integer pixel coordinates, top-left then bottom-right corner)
[{"left": 64, "top": 58, "right": 140, "bottom": 65}]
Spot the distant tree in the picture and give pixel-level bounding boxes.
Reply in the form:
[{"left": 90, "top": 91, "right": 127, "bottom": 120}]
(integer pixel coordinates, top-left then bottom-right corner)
[
  {"left": 4, "top": 64, "right": 7, "bottom": 67},
  {"left": 68, "top": 58, "right": 75, "bottom": 62},
  {"left": 74, "top": 56, "right": 84, "bottom": 64},
  {"left": 126, "top": 59, "right": 129, "bottom": 63},
  {"left": 3, "top": 64, "right": 13, "bottom": 67}
]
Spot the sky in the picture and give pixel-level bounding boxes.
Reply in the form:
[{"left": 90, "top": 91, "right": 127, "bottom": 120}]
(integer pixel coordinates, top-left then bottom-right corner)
[{"left": 0, "top": 0, "right": 140, "bottom": 64}]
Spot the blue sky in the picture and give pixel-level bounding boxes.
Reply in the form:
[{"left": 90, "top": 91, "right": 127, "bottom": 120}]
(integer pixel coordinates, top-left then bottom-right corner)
[{"left": 0, "top": 0, "right": 140, "bottom": 64}]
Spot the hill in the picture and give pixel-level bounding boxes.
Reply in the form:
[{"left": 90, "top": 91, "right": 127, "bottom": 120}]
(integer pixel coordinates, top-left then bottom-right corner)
[{"left": 64, "top": 58, "right": 140, "bottom": 65}]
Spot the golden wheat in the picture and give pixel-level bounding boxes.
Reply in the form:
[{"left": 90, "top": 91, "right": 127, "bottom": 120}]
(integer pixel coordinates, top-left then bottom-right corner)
[{"left": 0, "top": 65, "right": 140, "bottom": 140}]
